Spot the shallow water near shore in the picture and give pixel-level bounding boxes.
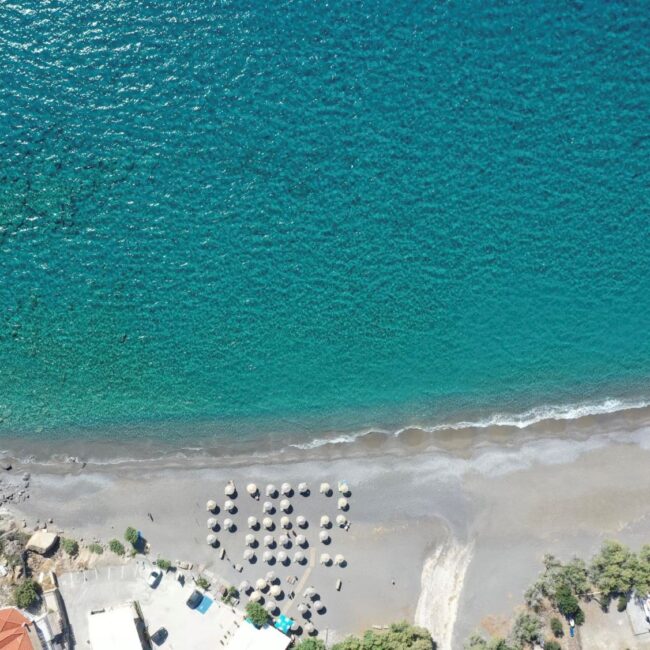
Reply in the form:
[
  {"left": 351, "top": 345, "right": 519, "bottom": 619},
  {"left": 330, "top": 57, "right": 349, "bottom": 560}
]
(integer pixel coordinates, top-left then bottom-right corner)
[{"left": 1, "top": 0, "right": 650, "bottom": 443}]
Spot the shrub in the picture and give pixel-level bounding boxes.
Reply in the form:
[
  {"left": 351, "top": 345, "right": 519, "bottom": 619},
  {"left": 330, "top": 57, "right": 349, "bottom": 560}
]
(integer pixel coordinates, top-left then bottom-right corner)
[
  {"left": 196, "top": 576, "right": 210, "bottom": 590},
  {"left": 88, "top": 543, "right": 103, "bottom": 555},
  {"left": 617, "top": 594, "right": 629, "bottom": 612},
  {"left": 156, "top": 559, "right": 172, "bottom": 571},
  {"left": 124, "top": 527, "right": 139, "bottom": 546},
  {"left": 222, "top": 585, "right": 238, "bottom": 604},
  {"left": 332, "top": 622, "right": 434, "bottom": 650},
  {"left": 510, "top": 612, "right": 543, "bottom": 648},
  {"left": 109, "top": 539, "right": 125, "bottom": 556},
  {"left": 524, "top": 581, "right": 545, "bottom": 612},
  {"left": 544, "top": 641, "right": 561, "bottom": 650},
  {"left": 13, "top": 579, "right": 40, "bottom": 609},
  {"left": 61, "top": 538, "right": 79, "bottom": 557},
  {"left": 245, "top": 601, "right": 270, "bottom": 628},
  {"left": 550, "top": 617, "right": 564, "bottom": 638}
]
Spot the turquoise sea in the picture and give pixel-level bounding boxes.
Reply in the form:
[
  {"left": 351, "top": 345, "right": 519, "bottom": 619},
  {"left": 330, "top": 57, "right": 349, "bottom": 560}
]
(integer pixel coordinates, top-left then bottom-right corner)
[{"left": 1, "top": 1, "right": 649, "bottom": 446}]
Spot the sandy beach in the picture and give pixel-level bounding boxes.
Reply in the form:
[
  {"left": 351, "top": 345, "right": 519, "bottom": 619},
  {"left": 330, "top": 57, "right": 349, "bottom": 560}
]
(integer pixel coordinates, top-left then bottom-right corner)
[{"left": 5, "top": 406, "right": 650, "bottom": 647}]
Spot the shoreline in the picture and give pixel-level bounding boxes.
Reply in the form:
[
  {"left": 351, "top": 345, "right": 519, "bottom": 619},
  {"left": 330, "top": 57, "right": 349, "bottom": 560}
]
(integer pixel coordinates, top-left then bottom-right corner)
[{"left": 2, "top": 394, "right": 650, "bottom": 470}]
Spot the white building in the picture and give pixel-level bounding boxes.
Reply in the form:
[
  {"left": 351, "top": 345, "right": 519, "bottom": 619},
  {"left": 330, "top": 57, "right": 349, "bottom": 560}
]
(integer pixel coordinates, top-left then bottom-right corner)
[{"left": 88, "top": 602, "right": 146, "bottom": 650}]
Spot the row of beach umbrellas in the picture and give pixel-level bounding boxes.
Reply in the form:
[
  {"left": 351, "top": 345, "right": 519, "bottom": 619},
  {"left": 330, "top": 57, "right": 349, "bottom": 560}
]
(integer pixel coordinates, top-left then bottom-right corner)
[{"left": 211, "top": 480, "right": 350, "bottom": 503}]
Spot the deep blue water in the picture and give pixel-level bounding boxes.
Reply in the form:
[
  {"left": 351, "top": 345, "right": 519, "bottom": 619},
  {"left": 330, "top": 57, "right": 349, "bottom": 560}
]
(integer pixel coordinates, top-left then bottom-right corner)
[{"left": 1, "top": 0, "right": 649, "bottom": 441}]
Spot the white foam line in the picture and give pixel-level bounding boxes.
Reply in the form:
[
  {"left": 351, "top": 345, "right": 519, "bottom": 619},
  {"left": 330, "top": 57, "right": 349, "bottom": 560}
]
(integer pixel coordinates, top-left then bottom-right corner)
[{"left": 289, "top": 396, "right": 650, "bottom": 450}]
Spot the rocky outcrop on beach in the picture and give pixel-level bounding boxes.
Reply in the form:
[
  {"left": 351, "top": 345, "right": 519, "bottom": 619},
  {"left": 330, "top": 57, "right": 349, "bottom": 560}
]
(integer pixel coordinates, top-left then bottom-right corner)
[{"left": 0, "top": 463, "right": 31, "bottom": 506}]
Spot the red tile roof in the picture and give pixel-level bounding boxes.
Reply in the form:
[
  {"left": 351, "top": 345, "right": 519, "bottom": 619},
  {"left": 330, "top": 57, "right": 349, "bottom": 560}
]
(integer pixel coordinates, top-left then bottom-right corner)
[{"left": 0, "top": 609, "right": 35, "bottom": 650}]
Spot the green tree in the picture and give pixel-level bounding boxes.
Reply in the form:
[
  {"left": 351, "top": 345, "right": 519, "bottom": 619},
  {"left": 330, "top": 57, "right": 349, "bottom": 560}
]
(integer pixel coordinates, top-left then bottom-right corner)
[
  {"left": 332, "top": 639, "right": 363, "bottom": 650},
  {"left": 88, "top": 543, "right": 103, "bottom": 554},
  {"left": 555, "top": 584, "right": 582, "bottom": 621},
  {"left": 245, "top": 601, "right": 270, "bottom": 628},
  {"left": 13, "top": 579, "right": 40, "bottom": 609},
  {"left": 544, "top": 641, "right": 561, "bottom": 650},
  {"left": 510, "top": 612, "right": 542, "bottom": 648},
  {"left": 61, "top": 538, "right": 79, "bottom": 557},
  {"left": 560, "top": 557, "right": 590, "bottom": 597},
  {"left": 124, "top": 527, "right": 139, "bottom": 546},
  {"left": 589, "top": 540, "right": 636, "bottom": 599},
  {"left": 156, "top": 559, "right": 172, "bottom": 571},
  {"left": 109, "top": 539, "right": 125, "bottom": 556},
  {"left": 632, "top": 544, "right": 650, "bottom": 596},
  {"left": 196, "top": 576, "right": 210, "bottom": 590},
  {"left": 297, "top": 640, "right": 327, "bottom": 650}
]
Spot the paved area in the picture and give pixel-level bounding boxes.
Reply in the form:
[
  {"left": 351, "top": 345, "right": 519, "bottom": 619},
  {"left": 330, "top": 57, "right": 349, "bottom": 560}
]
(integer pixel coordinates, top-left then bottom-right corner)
[{"left": 58, "top": 561, "right": 244, "bottom": 649}]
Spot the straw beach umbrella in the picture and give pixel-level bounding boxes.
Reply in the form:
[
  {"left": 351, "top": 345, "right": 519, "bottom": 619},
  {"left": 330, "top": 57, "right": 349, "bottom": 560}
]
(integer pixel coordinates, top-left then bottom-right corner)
[
  {"left": 297, "top": 603, "right": 308, "bottom": 614},
  {"left": 265, "top": 600, "right": 277, "bottom": 613},
  {"left": 245, "top": 534, "right": 256, "bottom": 547},
  {"left": 270, "top": 584, "right": 281, "bottom": 597},
  {"left": 337, "top": 497, "right": 349, "bottom": 511},
  {"left": 223, "top": 518, "right": 234, "bottom": 531},
  {"left": 263, "top": 517, "right": 274, "bottom": 530},
  {"left": 243, "top": 549, "right": 254, "bottom": 561},
  {"left": 338, "top": 481, "right": 350, "bottom": 496},
  {"left": 320, "top": 553, "right": 331, "bottom": 565},
  {"left": 266, "top": 484, "right": 278, "bottom": 497},
  {"left": 263, "top": 535, "right": 274, "bottom": 547},
  {"left": 314, "top": 600, "right": 324, "bottom": 612},
  {"left": 225, "top": 482, "right": 236, "bottom": 497},
  {"left": 335, "top": 554, "right": 345, "bottom": 566},
  {"left": 279, "top": 534, "right": 289, "bottom": 547},
  {"left": 280, "top": 516, "right": 291, "bottom": 529},
  {"left": 304, "top": 587, "right": 316, "bottom": 599},
  {"left": 225, "top": 499, "right": 236, "bottom": 512},
  {"left": 336, "top": 514, "right": 347, "bottom": 527},
  {"left": 278, "top": 550, "right": 288, "bottom": 563},
  {"left": 207, "top": 517, "right": 217, "bottom": 530},
  {"left": 296, "top": 515, "right": 307, "bottom": 528},
  {"left": 319, "top": 531, "right": 330, "bottom": 543},
  {"left": 305, "top": 622, "right": 315, "bottom": 635},
  {"left": 296, "top": 534, "right": 307, "bottom": 547},
  {"left": 320, "top": 515, "right": 330, "bottom": 528},
  {"left": 247, "top": 516, "right": 258, "bottom": 529},
  {"left": 281, "top": 482, "right": 292, "bottom": 496},
  {"left": 206, "top": 499, "right": 217, "bottom": 513},
  {"left": 280, "top": 499, "right": 291, "bottom": 512},
  {"left": 320, "top": 482, "right": 331, "bottom": 495},
  {"left": 250, "top": 590, "right": 262, "bottom": 602},
  {"left": 263, "top": 550, "right": 274, "bottom": 563},
  {"left": 265, "top": 571, "right": 276, "bottom": 582},
  {"left": 298, "top": 482, "right": 309, "bottom": 494},
  {"left": 263, "top": 501, "right": 274, "bottom": 514},
  {"left": 293, "top": 551, "right": 305, "bottom": 564},
  {"left": 247, "top": 483, "right": 258, "bottom": 497},
  {"left": 239, "top": 580, "right": 250, "bottom": 593},
  {"left": 206, "top": 534, "right": 217, "bottom": 546}
]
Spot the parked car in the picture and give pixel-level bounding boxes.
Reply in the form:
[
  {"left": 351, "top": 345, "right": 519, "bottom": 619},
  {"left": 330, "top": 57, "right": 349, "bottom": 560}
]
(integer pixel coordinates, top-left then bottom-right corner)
[
  {"left": 150, "top": 627, "right": 168, "bottom": 646},
  {"left": 146, "top": 569, "right": 162, "bottom": 588},
  {"left": 186, "top": 590, "right": 203, "bottom": 609}
]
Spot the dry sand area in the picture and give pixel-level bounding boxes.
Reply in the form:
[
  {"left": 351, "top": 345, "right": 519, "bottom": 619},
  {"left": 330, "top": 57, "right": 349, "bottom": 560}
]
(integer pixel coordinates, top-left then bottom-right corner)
[{"left": 8, "top": 411, "right": 650, "bottom": 647}]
